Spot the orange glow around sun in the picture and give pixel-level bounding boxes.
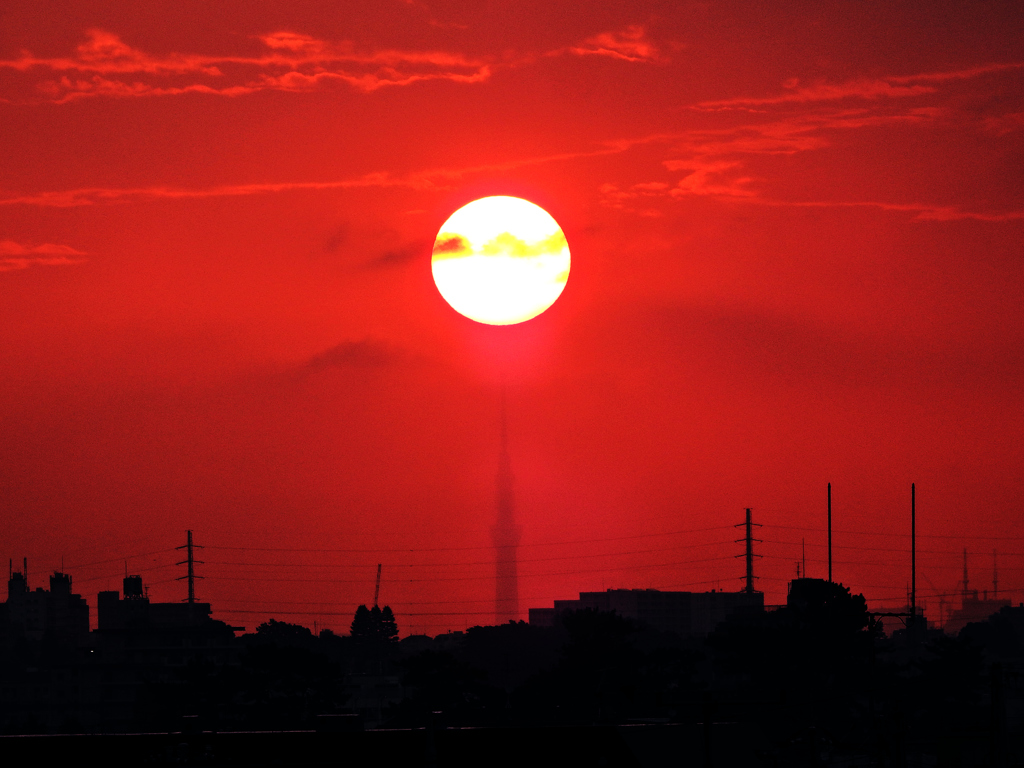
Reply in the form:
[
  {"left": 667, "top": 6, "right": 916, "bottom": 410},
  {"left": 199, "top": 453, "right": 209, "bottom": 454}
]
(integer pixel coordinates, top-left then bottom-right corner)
[{"left": 431, "top": 196, "right": 571, "bottom": 325}]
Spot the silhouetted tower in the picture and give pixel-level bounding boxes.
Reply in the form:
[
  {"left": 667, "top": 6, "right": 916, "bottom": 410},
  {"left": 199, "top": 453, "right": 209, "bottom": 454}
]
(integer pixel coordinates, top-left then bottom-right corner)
[
  {"left": 735, "top": 508, "right": 761, "bottom": 594},
  {"left": 373, "top": 563, "right": 382, "bottom": 608},
  {"left": 176, "top": 530, "right": 203, "bottom": 604},
  {"left": 492, "top": 392, "right": 521, "bottom": 624}
]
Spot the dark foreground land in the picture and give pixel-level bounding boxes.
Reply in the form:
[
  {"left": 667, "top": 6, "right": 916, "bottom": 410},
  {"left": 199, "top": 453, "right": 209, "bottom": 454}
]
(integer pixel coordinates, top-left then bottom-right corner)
[
  {"left": 0, "top": 719, "right": 1011, "bottom": 768},
  {"left": 3, "top": 580, "right": 1024, "bottom": 765},
  {"left": 0, "top": 725, "right": 672, "bottom": 768}
]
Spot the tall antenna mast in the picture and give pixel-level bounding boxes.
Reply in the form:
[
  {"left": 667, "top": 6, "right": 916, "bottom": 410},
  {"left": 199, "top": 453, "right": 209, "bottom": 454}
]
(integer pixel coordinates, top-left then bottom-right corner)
[
  {"left": 373, "top": 563, "right": 382, "bottom": 608},
  {"left": 176, "top": 530, "right": 203, "bottom": 604},
  {"left": 827, "top": 483, "right": 832, "bottom": 583}
]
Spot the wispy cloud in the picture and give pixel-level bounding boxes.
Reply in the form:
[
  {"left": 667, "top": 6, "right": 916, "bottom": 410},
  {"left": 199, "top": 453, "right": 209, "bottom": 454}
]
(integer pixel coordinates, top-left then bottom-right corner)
[
  {"left": 694, "top": 62, "right": 1024, "bottom": 111},
  {"left": 599, "top": 108, "right": 939, "bottom": 206},
  {"left": 567, "top": 25, "right": 663, "bottom": 63},
  {"left": 0, "top": 29, "right": 491, "bottom": 103},
  {"left": 0, "top": 174, "right": 431, "bottom": 208},
  {"left": 0, "top": 25, "right": 668, "bottom": 105},
  {"left": 695, "top": 80, "right": 935, "bottom": 111},
  {"left": 983, "top": 110, "right": 1024, "bottom": 136},
  {"left": 6, "top": 114, "right": 1018, "bottom": 224},
  {"left": 599, "top": 179, "right": 1024, "bottom": 222},
  {"left": 305, "top": 340, "right": 400, "bottom": 373},
  {"left": 0, "top": 145, "right": 628, "bottom": 208},
  {"left": 778, "top": 200, "right": 1024, "bottom": 222},
  {"left": 369, "top": 240, "right": 430, "bottom": 269},
  {"left": 0, "top": 240, "right": 87, "bottom": 271},
  {"left": 662, "top": 159, "right": 756, "bottom": 197},
  {"left": 597, "top": 105, "right": 1024, "bottom": 222}
]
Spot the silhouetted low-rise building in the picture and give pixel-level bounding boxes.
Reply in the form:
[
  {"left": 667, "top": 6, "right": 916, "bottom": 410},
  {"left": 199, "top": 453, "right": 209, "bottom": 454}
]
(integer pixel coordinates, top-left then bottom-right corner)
[
  {"left": 528, "top": 588, "right": 763, "bottom": 637},
  {"left": 94, "top": 575, "right": 240, "bottom": 730}
]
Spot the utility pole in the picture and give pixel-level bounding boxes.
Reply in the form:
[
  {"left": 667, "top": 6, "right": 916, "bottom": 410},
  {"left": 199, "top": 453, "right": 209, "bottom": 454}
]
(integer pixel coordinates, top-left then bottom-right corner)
[
  {"left": 911, "top": 483, "right": 916, "bottom": 624},
  {"left": 373, "top": 563, "right": 382, "bottom": 608},
  {"left": 735, "top": 509, "right": 762, "bottom": 594},
  {"left": 962, "top": 548, "right": 969, "bottom": 601},
  {"left": 176, "top": 530, "right": 203, "bottom": 604},
  {"left": 993, "top": 549, "right": 998, "bottom": 598},
  {"left": 827, "top": 483, "right": 832, "bottom": 583}
]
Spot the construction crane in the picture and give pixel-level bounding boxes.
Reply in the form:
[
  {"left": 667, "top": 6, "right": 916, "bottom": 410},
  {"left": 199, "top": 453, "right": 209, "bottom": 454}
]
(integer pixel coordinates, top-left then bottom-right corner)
[{"left": 373, "top": 563, "right": 382, "bottom": 608}]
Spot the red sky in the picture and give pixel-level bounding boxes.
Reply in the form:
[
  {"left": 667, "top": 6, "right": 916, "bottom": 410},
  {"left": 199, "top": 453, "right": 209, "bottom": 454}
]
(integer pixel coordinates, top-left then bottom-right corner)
[{"left": 2, "top": 1, "right": 1022, "bottom": 635}]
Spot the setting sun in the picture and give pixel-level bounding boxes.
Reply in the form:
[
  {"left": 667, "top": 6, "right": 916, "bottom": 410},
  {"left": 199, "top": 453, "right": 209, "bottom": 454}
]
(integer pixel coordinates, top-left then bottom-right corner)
[{"left": 431, "top": 196, "right": 570, "bottom": 325}]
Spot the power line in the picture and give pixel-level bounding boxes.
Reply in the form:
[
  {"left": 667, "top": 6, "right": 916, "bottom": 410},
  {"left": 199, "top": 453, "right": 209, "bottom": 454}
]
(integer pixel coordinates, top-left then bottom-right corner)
[
  {"left": 69, "top": 561, "right": 180, "bottom": 585},
  {"left": 66, "top": 547, "right": 179, "bottom": 570},
  {"left": 768, "top": 523, "right": 1024, "bottom": 541},
  {"left": 199, "top": 539, "right": 740, "bottom": 570},
  {"left": 216, "top": 596, "right": 558, "bottom": 607},
  {"left": 201, "top": 524, "right": 737, "bottom": 555},
  {"left": 761, "top": 537, "right": 1018, "bottom": 555},
  {"left": 199, "top": 554, "right": 741, "bottom": 585}
]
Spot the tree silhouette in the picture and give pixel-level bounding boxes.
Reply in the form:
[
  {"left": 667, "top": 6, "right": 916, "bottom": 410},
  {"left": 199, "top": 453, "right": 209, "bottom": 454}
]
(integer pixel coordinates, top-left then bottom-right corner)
[
  {"left": 350, "top": 605, "right": 399, "bottom": 644},
  {"left": 350, "top": 605, "right": 373, "bottom": 640},
  {"left": 254, "top": 618, "right": 316, "bottom": 647},
  {"left": 378, "top": 606, "right": 399, "bottom": 644}
]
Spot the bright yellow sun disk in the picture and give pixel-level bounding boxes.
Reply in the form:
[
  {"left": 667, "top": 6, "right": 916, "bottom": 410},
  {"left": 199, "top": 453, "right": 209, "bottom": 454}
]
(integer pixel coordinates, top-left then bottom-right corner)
[{"left": 431, "top": 196, "right": 570, "bottom": 325}]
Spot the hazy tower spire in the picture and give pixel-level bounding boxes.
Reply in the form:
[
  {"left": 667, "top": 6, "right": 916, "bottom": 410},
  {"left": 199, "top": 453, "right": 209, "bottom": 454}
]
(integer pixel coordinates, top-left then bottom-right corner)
[{"left": 492, "top": 388, "right": 521, "bottom": 624}]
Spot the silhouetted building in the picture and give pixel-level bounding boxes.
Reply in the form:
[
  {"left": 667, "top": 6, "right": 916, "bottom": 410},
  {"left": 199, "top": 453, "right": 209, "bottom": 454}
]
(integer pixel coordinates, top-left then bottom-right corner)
[
  {"left": 944, "top": 592, "right": 1011, "bottom": 636},
  {"left": 1, "top": 566, "right": 97, "bottom": 733},
  {"left": 94, "top": 575, "right": 240, "bottom": 729},
  {"left": 529, "top": 588, "right": 763, "bottom": 637},
  {"left": 97, "top": 576, "right": 226, "bottom": 634},
  {"left": 4, "top": 566, "right": 89, "bottom": 644}
]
